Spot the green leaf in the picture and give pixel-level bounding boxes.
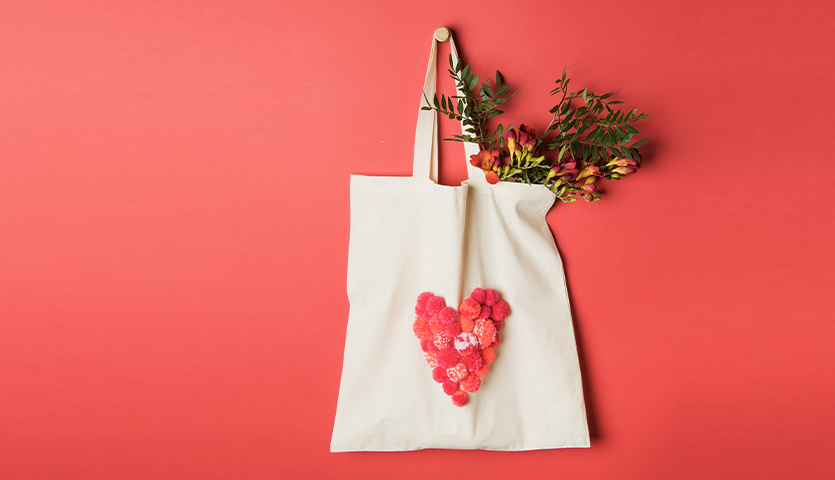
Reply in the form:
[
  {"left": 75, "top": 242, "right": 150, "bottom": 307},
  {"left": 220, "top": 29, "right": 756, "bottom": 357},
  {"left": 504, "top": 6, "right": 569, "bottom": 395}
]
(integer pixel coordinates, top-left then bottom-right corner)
[
  {"left": 625, "top": 125, "right": 639, "bottom": 134},
  {"left": 631, "top": 138, "right": 648, "bottom": 148},
  {"left": 483, "top": 83, "right": 494, "bottom": 98},
  {"left": 421, "top": 107, "right": 432, "bottom": 111},
  {"left": 456, "top": 58, "right": 462, "bottom": 72},
  {"left": 433, "top": 96, "right": 439, "bottom": 109},
  {"left": 449, "top": 54, "right": 454, "bottom": 70},
  {"left": 468, "top": 76, "right": 479, "bottom": 91},
  {"left": 496, "top": 71, "right": 503, "bottom": 89},
  {"left": 498, "top": 85, "right": 509, "bottom": 95},
  {"left": 609, "top": 100, "right": 624, "bottom": 105}
]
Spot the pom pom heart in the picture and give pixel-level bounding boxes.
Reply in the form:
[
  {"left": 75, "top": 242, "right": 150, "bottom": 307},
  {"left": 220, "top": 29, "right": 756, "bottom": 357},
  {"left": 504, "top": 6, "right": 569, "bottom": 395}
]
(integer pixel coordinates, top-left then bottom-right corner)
[
  {"left": 458, "top": 298, "right": 481, "bottom": 319},
  {"left": 451, "top": 390, "right": 469, "bottom": 407}
]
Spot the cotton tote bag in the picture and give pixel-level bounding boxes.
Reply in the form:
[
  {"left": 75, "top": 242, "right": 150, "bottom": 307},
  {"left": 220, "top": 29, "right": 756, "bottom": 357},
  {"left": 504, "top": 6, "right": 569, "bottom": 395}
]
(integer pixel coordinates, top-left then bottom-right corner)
[{"left": 331, "top": 32, "right": 590, "bottom": 452}]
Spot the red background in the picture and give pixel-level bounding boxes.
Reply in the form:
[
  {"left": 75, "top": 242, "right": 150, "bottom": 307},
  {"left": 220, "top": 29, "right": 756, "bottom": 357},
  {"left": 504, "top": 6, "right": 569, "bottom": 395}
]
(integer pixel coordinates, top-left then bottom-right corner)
[{"left": 1, "top": 0, "right": 833, "bottom": 478}]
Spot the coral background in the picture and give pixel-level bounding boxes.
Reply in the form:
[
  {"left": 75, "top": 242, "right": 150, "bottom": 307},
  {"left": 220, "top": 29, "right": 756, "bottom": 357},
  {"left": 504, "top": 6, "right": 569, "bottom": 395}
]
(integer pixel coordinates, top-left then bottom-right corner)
[{"left": 1, "top": 0, "right": 833, "bottom": 478}]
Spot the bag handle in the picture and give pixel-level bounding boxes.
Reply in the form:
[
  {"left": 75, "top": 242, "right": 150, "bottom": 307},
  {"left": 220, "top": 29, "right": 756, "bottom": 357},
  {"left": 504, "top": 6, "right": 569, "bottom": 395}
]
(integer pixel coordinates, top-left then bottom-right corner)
[{"left": 412, "top": 31, "right": 481, "bottom": 182}]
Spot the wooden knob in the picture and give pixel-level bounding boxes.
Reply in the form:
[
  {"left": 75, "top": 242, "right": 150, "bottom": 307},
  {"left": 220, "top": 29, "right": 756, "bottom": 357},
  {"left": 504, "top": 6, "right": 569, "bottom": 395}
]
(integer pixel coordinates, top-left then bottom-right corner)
[{"left": 434, "top": 27, "right": 451, "bottom": 42}]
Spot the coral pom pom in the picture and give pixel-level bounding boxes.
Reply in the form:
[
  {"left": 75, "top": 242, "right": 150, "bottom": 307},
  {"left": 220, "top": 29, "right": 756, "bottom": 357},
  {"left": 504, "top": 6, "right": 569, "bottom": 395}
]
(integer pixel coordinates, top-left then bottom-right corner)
[
  {"left": 462, "top": 352, "right": 483, "bottom": 372},
  {"left": 426, "top": 295, "right": 446, "bottom": 316},
  {"left": 427, "top": 315, "right": 444, "bottom": 333},
  {"left": 477, "top": 305, "right": 492, "bottom": 320},
  {"left": 481, "top": 347, "right": 495, "bottom": 364},
  {"left": 460, "top": 317, "right": 475, "bottom": 333},
  {"left": 432, "top": 366, "right": 448, "bottom": 383},
  {"left": 491, "top": 299, "right": 509, "bottom": 321},
  {"left": 439, "top": 306, "right": 458, "bottom": 324},
  {"left": 443, "top": 380, "right": 459, "bottom": 396},
  {"left": 416, "top": 291, "right": 434, "bottom": 310},
  {"left": 470, "top": 288, "right": 486, "bottom": 304},
  {"left": 433, "top": 333, "right": 453, "bottom": 350},
  {"left": 446, "top": 362, "right": 469, "bottom": 382},
  {"left": 458, "top": 298, "right": 481, "bottom": 319},
  {"left": 451, "top": 390, "right": 469, "bottom": 407},
  {"left": 460, "top": 373, "right": 481, "bottom": 393},
  {"left": 444, "top": 322, "right": 461, "bottom": 337},
  {"left": 474, "top": 319, "right": 497, "bottom": 347},
  {"left": 475, "top": 364, "right": 489, "bottom": 377},
  {"left": 437, "top": 348, "right": 461, "bottom": 369},
  {"left": 425, "top": 352, "right": 438, "bottom": 368},
  {"left": 484, "top": 289, "right": 499, "bottom": 306},
  {"left": 493, "top": 319, "right": 504, "bottom": 331},
  {"left": 413, "top": 318, "right": 433, "bottom": 340}
]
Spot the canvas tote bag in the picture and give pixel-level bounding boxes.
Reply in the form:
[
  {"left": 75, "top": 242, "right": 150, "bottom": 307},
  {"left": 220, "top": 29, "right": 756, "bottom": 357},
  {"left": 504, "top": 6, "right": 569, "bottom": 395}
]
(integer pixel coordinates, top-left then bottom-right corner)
[{"left": 331, "top": 32, "right": 590, "bottom": 451}]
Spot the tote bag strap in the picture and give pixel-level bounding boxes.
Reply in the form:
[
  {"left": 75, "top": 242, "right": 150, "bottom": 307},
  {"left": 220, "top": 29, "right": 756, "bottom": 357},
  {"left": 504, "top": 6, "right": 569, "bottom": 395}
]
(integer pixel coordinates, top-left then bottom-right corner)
[{"left": 413, "top": 32, "right": 482, "bottom": 182}]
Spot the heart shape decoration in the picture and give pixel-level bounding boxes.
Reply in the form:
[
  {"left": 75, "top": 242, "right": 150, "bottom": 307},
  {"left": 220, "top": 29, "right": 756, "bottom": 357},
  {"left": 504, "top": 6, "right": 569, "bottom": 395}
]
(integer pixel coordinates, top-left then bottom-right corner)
[{"left": 412, "top": 288, "right": 510, "bottom": 407}]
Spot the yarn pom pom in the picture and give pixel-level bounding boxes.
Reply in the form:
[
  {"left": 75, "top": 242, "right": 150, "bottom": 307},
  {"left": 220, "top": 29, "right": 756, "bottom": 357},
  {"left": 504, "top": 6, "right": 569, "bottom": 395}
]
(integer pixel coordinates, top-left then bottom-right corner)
[
  {"left": 416, "top": 291, "right": 434, "bottom": 311},
  {"left": 427, "top": 315, "right": 444, "bottom": 333},
  {"left": 458, "top": 298, "right": 481, "bottom": 319},
  {"left": 437, "top": 348, "right": 461, "bottom": 369},
  {"left": 454, "top": 332, "right": 479, "bottom": 351},
  {"left": 477, "top": 305, "right": 492, "bottom": 320},
  {"left": 474, "top": 319, "right": 497, "bottom": 347},
  {"left": 451, "top": 390, "right": 469, "bottom": 407},
  {"left": 481, "top": 347, "right": 496, "bottom": 364},
  {"left": 460, "top": 373, "right": 481, "bottom": 393},
  {"left": 462, "top": 352, "right": 483, "bottom": 373},
  {"left": 419, "top": 339, "right": 431, "bottom": 353},
  {"left": 491, "top": 299, "right": 509, "bottom": 321},
  {"left": 460, "top": 317, "right": 475, "bottom": 333},
  {"left": 470, "top": 288, "right": 486, "bottom": 304},
  {"left": 433, "top": 332, "right": 453, "bottom": 350},
  {"left": 484, "top": 289, "right": 499, "bottom": 306},
  {"left": 446, "top": 362, "right": 469, "bottom": 382},
  {"left": 444, "top": 322, "right": 461, "bottom": 337},
  {"left": 489, "top": 333, "right": 500, "bottom": 349},
  {"left": 493, "top": 319, "right": 504, "bottom": 331},
  {"left": 425, "top": 352, "right": 438, "bottom": 368},
  {"left": 475, "top": 364, "right": 489, "bottom": 377},
  {"left": 443, "top": 380, "right": 459, "bottom": 396},
  {"left": 412, "top": 318, "right": 433, "bottom": 340},
  {"left": 432, "top": 366, "right": 448, "bottom": 383},
  {"left": 426, "top": 295, "right": 446, "bottom": 316},
  {"left": 439, "top": 306, "right": 458, "bottom": 324}
]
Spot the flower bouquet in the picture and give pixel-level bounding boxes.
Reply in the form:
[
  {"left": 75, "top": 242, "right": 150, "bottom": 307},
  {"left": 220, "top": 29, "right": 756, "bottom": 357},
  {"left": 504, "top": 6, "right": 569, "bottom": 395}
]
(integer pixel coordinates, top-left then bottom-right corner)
[{"left": 422, "top": 56, "right": 649, "bottom": 202}]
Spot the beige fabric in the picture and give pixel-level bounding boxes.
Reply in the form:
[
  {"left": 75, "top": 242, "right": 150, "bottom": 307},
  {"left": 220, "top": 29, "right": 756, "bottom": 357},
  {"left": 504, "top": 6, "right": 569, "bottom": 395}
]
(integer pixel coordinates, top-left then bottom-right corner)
[{"left": 331, "top": 33, "right": 590, "bottom": 451}]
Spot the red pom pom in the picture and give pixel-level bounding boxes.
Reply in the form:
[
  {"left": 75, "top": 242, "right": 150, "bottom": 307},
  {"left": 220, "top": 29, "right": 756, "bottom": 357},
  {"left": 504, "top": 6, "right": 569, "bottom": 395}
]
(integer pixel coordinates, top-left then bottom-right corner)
[
  {"left": 443, "top": 380, "right": 459, "bottom": 396},
  {"left": 439, "top": 306, "right": 458, "bottom": 324},
  {"left": 426, "top": 295, "right": 446, "bottom": 316},
  {"left": 458, "top": 298, "right": 481, "bottom": 319},
  {"left": 451, "top": 390, "right": 468, "bottom": 407},
  {"left": 433, "top": 332, "right": 453, "bottom": 350},
  {"left": 477, "top": 305, "right": 492, "bottom": 320},
  {"left": 416, "top": 291, "right": 434, "bottom": 310},
  {"left": 432, "top": 366, "right": 448, "bottom": 383},
  {"left": 427, "top": 315, "right": 444, "bottom": 333},
  {"left": 420, "top": 339, "right": 431, "bottom": 352},
  {"left": 474, "top": 319, "right": 497, "bottom": 347},
  {"left": 446, "top": 362, "right": 469, "bottom": 382},
  {"left": 493, "top": 319, "right": 504, "bottom": 331},
  {"left": 470, "top": 288, "right": 486, "bottom": 304},
  {"left": 462, "top": 352, "right": 483, "bottom": 372},
  {"left": 489, "top": 333, "right": 500, "bottom": 348},
  {"left": 437, "top": 348, "right": 461, "bottom": 369},
  {"left": 460, "top": 317, "right": 475, "bottom": 333},
  {"left": 481, "top": 347, "right": 495, "bottom": 364},
  {"left": 413, "top": 318, "right": 433, "bottom": 340},
  {"left": 491, "top": 299, "right": 509, "bottom": 321},
  {"left": 444, "top": 322, "right": 461, "bottom": 337},
  {"left": 460, "top": 373, "right": 481, "bottom": 393},
  {"left": 484, "top": 289, "right": 499, "bottom": 306}
]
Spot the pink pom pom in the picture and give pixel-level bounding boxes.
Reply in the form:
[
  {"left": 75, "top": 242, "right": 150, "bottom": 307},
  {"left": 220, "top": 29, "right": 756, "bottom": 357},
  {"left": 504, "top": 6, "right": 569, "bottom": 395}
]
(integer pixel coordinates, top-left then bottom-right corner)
[
  {"left": 477, "top": 305, "right": 492, "bottom": 320},
  {"left": 484, "top": 289, "right": 499, "bottom": 306},
  {"left": 439, "top": 306, "right": 458, "bottom": 324},
  {"left": 444, "top": 322, "right": 461, "bottom": 337},
  {"left": 413, "top": 318, "right": 433, "bottom": 341},
  {"left": 437, "top": 348, "right": 461, "bottom": 369},
  {"left": 446, "top": 362, "right": 469, "bottom": 382},
  {"left": 460, "top": 373, "right": 481, "bottom": 393},
  {"left": 425, "top": 352, "right": 438, "bottom": 368},
  {"left": 462, "top": 352, "right": 483, "bottom": 373},
  {"left": 489, "top": 333, "right": 500, "bottom": 348},
  {"left": 491, "top": 299, "right": 509, "bottom": 321},
  {"left": 420, "top": 339, "right": 431, "bottom": 353},
  {"left": 433, "top": 332, "right": 453, "bottom": 350},
  {"left": 416, "top": 291, "right": 434, "bottom": 310},
  {"left": 458, "top": 298, "right": 481, "bottom": 319},
  {"left": 443, "top": 380, "right": 459, "bottom": 396},
  {"left": 426, "top": 295, "right": 446, "bottom": 316},
  {"left": 432, "top": 366, "right": 448, "bottom": 383},
  {"left": 470, "top": 288, "right": 486, "bottom": 304},
  {"left": 493, "top": 319, "right": 504, "bottom": 331},
  {"left": 451, "top": 390, "right": 468, "bottom": 406},
  {"left": 474, "top": 319, "right": 497, "bottom": 347}
]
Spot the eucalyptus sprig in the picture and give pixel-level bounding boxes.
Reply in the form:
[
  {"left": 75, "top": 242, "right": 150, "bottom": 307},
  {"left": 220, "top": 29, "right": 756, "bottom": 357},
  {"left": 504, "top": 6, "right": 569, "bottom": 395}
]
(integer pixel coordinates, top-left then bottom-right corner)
[{"left": 421, "top": 54, "right": 650, "bottom": 203}]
